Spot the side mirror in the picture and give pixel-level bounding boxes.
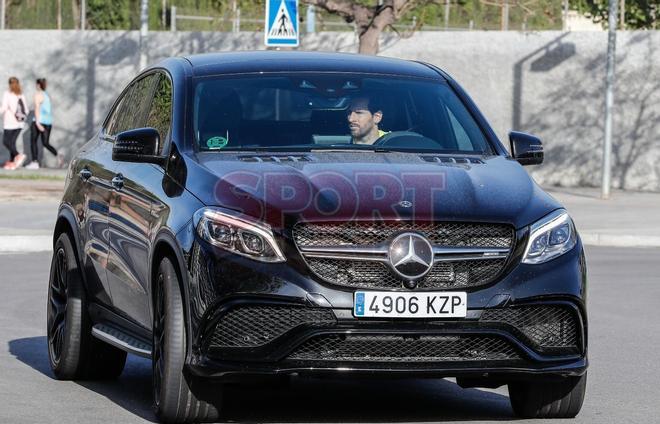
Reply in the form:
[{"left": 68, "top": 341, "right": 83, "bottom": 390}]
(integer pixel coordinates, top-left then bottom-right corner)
[
  {"left": 112, "top": 127, "right": 165, "bottom": 165},
  {"left": 509, "top": 131, "right": 544, "bottom": 166}
]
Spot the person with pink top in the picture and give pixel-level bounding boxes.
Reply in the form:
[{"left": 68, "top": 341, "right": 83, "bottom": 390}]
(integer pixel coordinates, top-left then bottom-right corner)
[{"left": 1, "top": 77, "right": 29, "bottom": 169}]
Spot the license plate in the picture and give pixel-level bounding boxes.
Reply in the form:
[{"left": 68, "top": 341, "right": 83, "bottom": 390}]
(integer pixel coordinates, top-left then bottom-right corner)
[{"left": 353, "top": 291, "right": 467, "bottom": 318}]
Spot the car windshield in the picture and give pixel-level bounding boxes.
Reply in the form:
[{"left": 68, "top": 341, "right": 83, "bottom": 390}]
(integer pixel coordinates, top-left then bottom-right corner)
[{"left": 193, "top": 73, "right": 492, "bottom": 154}]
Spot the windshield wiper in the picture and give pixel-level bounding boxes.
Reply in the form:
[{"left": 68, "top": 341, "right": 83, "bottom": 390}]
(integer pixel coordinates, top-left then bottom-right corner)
[
  {"left": 215, "top": 144, "right": 392, "bottom": 153},
  {"left": 219, "top": 145, "right": 316, "bottom": 152},
  {"left": 209, "top": 144, "right": 489, "bottom": 155},
  {"left": 309, "top": 144, "right": 393, "bottom": 153}
]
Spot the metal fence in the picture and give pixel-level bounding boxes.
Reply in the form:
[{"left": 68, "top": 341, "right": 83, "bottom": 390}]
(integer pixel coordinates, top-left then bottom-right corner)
[{"left": 0, "top": 0, "right": 566, "bottom": 32}]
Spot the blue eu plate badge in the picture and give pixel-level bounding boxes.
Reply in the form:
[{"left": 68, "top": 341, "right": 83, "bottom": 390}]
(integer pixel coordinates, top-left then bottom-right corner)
[{"left": 354, "top": 292, "right": 365, "bottom": 316}]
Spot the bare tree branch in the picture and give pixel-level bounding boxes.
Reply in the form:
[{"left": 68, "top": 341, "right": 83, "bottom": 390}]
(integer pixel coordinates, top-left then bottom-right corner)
[
  {"left": 301, "top": 0, "right": 443, "bottom": 54},
  {"left": 301, "top": 0, "right": 370, "bottom": 24}
]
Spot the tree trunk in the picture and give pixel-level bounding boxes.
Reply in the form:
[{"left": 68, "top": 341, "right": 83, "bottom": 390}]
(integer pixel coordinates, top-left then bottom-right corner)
[
  {"left": 358, "top": 26, "right": 381, "bottom": 55},
  {"left": 71, "top": 0, "right": 80, "bottom": 29}
]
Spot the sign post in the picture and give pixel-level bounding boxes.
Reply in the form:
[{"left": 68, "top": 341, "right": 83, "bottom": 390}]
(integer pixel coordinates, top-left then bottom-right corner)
[
  {"left": 601, "top": 0, "right": 618, "bottom": 199},
  {"left": 265, "top": 0, "right": 299, "bottom": 48}
]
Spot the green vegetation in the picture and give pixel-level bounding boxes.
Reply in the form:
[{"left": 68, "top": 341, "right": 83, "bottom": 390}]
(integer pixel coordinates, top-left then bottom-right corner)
[
  {"left": 570, "top": 0, "right": 659, "bottom": 29},
  {"left": 0, "top": 172, "right": 66, "bottom": 181},
  {"left": 4, "top": 0, "right": 571, "bottom": 32},
  {"left": 399, "top": 1, "right": 563, "bottom": 31}
]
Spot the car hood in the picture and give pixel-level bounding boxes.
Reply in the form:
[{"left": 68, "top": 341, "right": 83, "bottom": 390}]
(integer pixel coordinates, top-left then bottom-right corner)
[{"left": 185, "top": 151, "right": 561, "bottom": 230}]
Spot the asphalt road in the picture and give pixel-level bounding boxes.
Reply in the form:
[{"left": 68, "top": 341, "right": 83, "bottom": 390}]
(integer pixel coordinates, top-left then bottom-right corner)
[{"left": 1, "top": 246, "right": 659, "bottom": 423}]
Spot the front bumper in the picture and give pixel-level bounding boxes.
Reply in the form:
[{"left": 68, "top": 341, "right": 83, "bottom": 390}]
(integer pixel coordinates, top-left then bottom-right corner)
[{"left": 184, "top": 235, "right": 588, "bottom": 381}]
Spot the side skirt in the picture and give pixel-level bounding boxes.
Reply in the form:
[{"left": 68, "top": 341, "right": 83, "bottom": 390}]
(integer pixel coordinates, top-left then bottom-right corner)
[
  {"left": 88, "top": 302, "right": 153, "bottom": 358},
  {"left": 92, "top": 324, "right": 152, "bottom": 358}
]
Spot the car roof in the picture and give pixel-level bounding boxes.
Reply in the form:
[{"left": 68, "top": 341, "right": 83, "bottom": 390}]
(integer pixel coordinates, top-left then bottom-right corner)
[{"left": 183, "top": 51, "right": 444, "bottom": 80}]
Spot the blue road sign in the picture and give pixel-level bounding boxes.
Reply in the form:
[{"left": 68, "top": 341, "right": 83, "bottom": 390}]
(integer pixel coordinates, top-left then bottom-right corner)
[{"left": 265, "top": 0, "right": 299, "bottom": 47}]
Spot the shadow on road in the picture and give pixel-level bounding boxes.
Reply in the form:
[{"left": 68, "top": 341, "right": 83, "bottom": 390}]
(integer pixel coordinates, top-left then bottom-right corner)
[
  {"left": 9, "top": 336, "right": 514, "bottom": 423},
  {"left": 8, "top": 336, "right": 54, "bottom": 377},
  {"left": 8, "top": 336, "right": 156, "bottom": 422},
  {"left": 221, "top": 377, "right": 514, "bottom": 423}
]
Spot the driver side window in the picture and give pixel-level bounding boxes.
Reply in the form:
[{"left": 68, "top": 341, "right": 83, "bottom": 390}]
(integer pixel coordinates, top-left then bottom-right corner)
[
  {"left": 145, "top": 74, "right": 173, "bottom": 155},
  {"left": 105, "top": 87, "right": 132, "bottom": 138},
  {"left": 105, "top": 74, "right": 159, "bottom": 137}
]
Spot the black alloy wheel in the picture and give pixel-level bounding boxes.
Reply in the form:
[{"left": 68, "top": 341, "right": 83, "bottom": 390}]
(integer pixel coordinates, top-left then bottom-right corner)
[
  {"left": 152, "top": 273, "right": 166, "bottom": 410},
  {"left": 47, "top": 246, "right": 68, "bottom": 366}
]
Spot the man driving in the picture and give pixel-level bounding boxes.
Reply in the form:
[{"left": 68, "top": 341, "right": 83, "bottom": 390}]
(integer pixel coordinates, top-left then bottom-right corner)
[{"left": 347, "top": 96, "right": 388, "bottom": 144}]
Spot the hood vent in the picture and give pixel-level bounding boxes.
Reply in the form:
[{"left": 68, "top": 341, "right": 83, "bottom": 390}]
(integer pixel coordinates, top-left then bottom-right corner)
[
  {"left": 420, "top": 155, "right": 485, "bottom": 165},
  {"left": 238, "top": 154, "right": 314, "bottom": 163}
]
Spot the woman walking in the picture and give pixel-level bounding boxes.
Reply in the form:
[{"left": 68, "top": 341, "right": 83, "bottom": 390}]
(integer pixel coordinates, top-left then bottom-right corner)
[
  {"left": 0, "top": 77, "right": 28, "bottom": 169},
  {"left": 26, "top": 78, "right": 62, "bottom": 169}
]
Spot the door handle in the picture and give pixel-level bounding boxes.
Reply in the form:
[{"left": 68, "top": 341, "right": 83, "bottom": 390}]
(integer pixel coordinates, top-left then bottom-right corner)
[
  {"left": 79, "top": 168, "right": 92, "bottom": 181},
  {"left": 111, "top": 174, "right": 124, "bottom": 190}
]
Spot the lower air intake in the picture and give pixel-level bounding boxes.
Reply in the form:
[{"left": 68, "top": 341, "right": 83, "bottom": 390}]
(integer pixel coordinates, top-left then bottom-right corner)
[
  {"left": 480, "top": 305, "right": 580, "bottom": 353},
  {"left": 210, "top": 305, "right": 336, "bottom": 348},
  {"left": 288, "top": 334, "right": 521, "bottom": 362}
]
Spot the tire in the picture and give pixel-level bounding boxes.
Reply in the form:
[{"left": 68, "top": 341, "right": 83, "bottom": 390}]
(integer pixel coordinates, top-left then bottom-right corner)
[
  {"left": 508, "top": 372, "right": 587, "bottom": 419},
  {"left": 152, "top": 257, "right": 221, "bottom": 423},
  {"left": 47, "top": 232, "right": 127, "bottom": 380}
]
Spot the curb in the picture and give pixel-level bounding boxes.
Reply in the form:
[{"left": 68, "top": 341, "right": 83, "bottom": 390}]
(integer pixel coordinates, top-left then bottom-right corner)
[
  {"left": 1, "top": 233, "right": 660, "bottom": 254},
  {"left": 579, "top": 233, "right": 660, "bottom": 248}
]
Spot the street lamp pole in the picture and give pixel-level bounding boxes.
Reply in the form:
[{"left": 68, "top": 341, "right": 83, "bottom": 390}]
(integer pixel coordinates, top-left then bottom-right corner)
[
  {"left": 601, "top": 0, "right": 618, "bottom": 199},
  {"left": 444, "top": 0, "right": 450, "bottom": 30},
  {"left": 81, "top": 0, "right": 86, "bottom": 30},
  {"left": 1, "top": 0, "right": 5, "bottom": 30}
]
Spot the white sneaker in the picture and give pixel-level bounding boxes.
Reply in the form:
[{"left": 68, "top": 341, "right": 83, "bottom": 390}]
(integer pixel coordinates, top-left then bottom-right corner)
[{"left": 25, "top": 161, "right": 40, "bottom": 170}]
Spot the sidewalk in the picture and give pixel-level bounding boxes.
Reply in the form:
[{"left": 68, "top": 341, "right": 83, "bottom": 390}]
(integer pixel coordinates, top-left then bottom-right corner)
[
  {"left": 0, "top": 172, "right": 659, "bottom": 252},
  {"left": 545, "top": 186, "right": 660, "bottom": 248},
  {"left": 0, "top": 170, "right": 66, "bottom": 252}
]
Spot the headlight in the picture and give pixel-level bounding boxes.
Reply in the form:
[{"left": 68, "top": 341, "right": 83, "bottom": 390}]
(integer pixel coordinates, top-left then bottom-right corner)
[
  {"left": 522, "top": 210, "right": 577, "bottom": 264},
  {"left": 194, "top": 207, "right": 286, "bottom": 263}
]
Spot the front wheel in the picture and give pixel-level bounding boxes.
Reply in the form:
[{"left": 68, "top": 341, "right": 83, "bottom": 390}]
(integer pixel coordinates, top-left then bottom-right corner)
[
  {"left": 152, "top": 257, "right": 221, "bottom": 423},
  {"left": 508, "top": 372, "right": 587, "bottom": 418}
]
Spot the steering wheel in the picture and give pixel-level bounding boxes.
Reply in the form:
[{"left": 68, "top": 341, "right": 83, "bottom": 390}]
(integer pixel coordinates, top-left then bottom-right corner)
[{"left": 373, "top": 131, "right": 440, "bottom": 149}]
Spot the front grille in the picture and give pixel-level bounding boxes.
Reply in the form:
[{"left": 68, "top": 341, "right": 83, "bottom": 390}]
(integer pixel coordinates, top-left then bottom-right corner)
[
  {"left": 294, "top": 221, "right": 513, "bottom": 248},
  {"left": 210, "top": 305, "right": 336, "bottom": 348},
  {"left": 294, "top": 221, "right": 514, "bottom": 290},
  {"left": 307, "top": 257, "right": 506, "bottom": 289},
  {"left": 288, "top": 334, "right": 521, "bottom": 362},
  {"left": 480, "top": 306, "right": 579, "bottom": 352}
]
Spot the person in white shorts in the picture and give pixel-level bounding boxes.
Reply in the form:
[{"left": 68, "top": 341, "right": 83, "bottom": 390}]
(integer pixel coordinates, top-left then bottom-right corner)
[{"left": 0, "top": 77, "right": 28, "bottom": 170}]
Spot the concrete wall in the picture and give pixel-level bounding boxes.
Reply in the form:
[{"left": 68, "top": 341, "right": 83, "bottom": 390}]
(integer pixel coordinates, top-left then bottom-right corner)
[{"left": 0, "top": 30, "right": 658, "bottom": 191}]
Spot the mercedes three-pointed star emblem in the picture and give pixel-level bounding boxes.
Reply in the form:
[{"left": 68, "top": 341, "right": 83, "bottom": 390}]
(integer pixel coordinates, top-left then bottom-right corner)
[{"left": 388, "top": 232, "right": 434, "bottom": 281}]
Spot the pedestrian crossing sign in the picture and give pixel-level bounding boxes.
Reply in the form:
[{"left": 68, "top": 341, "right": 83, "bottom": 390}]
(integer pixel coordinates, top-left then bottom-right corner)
[{"left": 265, "top": 0, "right": 299, "bottom": 47}]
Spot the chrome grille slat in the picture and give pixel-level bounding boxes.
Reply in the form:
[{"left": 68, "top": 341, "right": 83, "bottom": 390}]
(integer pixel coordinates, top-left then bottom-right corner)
[
  {"left": 294, "top": 221, "right": 513, "bottom": 248},
  {"left": 293, "top": 221, "right": 515, "bottom": 290}
]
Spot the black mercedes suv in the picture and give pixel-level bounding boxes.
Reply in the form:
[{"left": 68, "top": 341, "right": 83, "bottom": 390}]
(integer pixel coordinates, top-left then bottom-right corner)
[{"left": 49, "top": 51, "right": 587, "bottom": 422}]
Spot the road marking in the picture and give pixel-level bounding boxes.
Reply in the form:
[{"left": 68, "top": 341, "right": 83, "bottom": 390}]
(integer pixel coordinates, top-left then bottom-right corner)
[{"left": 0, "top": 236, "right": 52, "bottom": 253}]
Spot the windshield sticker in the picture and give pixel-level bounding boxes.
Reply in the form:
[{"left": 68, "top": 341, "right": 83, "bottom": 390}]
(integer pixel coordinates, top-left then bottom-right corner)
[{"left": 207, "top": 136, "right": 228, "bottom": 149}]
